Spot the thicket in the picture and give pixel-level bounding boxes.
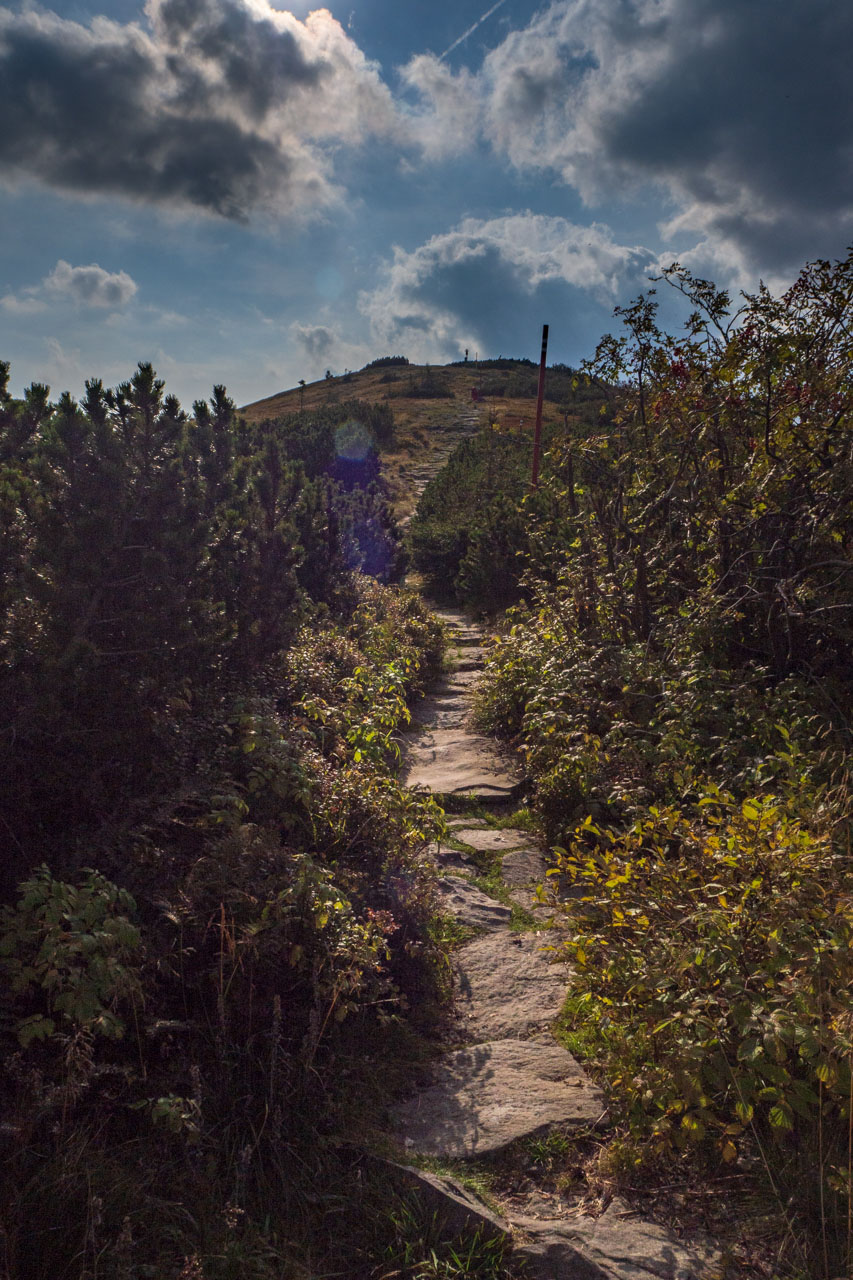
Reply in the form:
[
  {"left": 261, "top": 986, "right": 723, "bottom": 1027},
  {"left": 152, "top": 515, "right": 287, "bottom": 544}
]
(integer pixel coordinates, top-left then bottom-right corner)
[
  {"left": 407, "top": 380, "right": 608, "bottom": 610},
  {"left": 0, "top": 363, "right": 452, "bottom": 1277},
  {"left": 265, "top": 395, "right": 395, "bottom": 461},
  {"left": 449, "top": 357, "right": 535, "bottom": 369},
  {"left": 467, "top": 253, "right": 853, "bottom": 1275},
  {"left": 364, "top": 355, "right": 410, "bottom": 369}
]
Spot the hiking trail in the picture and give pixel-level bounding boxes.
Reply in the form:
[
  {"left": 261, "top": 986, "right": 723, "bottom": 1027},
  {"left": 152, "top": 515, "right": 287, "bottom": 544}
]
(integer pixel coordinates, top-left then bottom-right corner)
[{"left": 386, "top": 607, "right": 721, "bottom": 1280}]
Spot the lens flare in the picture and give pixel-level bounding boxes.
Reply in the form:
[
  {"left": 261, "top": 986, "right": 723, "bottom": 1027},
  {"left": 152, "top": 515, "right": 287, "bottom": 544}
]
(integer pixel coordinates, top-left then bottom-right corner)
[{"left": 335, "top": 419, "right": 373, "bottom": 461}]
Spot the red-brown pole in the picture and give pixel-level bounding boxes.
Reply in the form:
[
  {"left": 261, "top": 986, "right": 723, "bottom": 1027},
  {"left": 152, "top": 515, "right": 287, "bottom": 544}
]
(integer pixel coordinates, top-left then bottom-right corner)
[{"left": 531, "top": 323, "right": 549, "bottom": 488}]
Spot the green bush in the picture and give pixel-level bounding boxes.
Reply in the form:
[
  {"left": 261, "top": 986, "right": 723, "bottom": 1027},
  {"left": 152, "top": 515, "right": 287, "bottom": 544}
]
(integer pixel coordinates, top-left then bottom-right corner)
[
  {"left": 407, "top": 430, "right": 534, "bottom": 605},
  {"left": 0, "top": 865, "right": 141, "bottom": 1046},
  {"left": 0, "top": 349, "right": 449, "bottom": 1274},
  {"left": 0, "top": 576, "right": 449, "bottom": 1278},
  {"left": 472, "top": 251, "right": 853, "bottom": 1272},
  {"left": 556, "top": 794, "right": 853, "bottom": 1154}
]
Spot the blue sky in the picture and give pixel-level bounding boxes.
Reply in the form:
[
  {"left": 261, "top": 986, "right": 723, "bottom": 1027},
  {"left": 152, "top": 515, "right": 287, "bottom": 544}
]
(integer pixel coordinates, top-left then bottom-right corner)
[{"left": 2, "top": 0, "right": 852, "bottom": 406}]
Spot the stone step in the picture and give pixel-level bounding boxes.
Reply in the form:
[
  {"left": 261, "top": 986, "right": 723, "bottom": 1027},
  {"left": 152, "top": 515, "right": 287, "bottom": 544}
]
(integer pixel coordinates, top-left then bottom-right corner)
[
  {"left": 434, "top": 668, "right": 481, "bottom": 693},
  {"left": 453, "top": 826, "right": 532, "bottom": 853},
  {"left": 375, "top": 1167, "right": 719, "bottom": 1280},
  {"left": 414, "top": 703, "right": 469, "bottom": 729},
  {"left": 436, "top": 877, "right": 513, "bottom": 930},
  {"left": 374, "top": 1161, "right": 512, "bottom": 1246},
  {"left": 431, "top": 611, "right": 478, "bottom": 633},
  {"left": 401, "top": 727, "right": 523, "bottom": 801},
  {"left": 392, "top": 1038, "right": 603, "bottom": 1159},
  {"left": 452, "top": 653, "right": 486, "bottom": 672},
  {"left": 512, "top": 1203, "right": 720, "bottom": 1280},
  {"left": 453, "top": 929, "right": 568, "bottom": 1042},
  {"left": 419, "top": 684, "right": 472, "bottom": 708},
  {"left": 502, "top": 847, "right": 550, "bottom": 886},
  {"left": 426, "top": 844, "right": 481, "bottom": 876}
]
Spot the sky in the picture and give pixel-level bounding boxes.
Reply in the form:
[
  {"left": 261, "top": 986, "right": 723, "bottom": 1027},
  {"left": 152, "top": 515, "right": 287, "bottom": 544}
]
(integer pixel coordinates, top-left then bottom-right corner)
[{"left": 1, "top": 0, "right": 852, "bottom": 407}]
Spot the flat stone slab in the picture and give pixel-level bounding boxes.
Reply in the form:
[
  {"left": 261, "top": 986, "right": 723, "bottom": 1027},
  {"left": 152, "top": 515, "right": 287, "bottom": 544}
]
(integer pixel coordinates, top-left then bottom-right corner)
[
  {"left": 454, "top": 827, "right": 532, "bottom": 853},
  {"left": 454, "top": 929, "right": 567, "bottom": 1040},
  {"left": 435, "top": 616, "right": 483, "bottom": 639},
  {"left": 392, "top": 1038, "right": 602, "bottom": 1158},
  {"left": 512, "top": 1202, "right": 720, "bottom": 1280},
  {"left": 433, "top": 607, "right": 477, "bottom": 626},
  {"left": 437, "top": 877, "right": 512, "bottom": 930},
  {"left": 415, "top": 692, "right": 470, "bottom": 729},
  {"left": 428, "top": 844, "right": 481, "bottom": 875},
  {"left": 502, "top": 847, "right": 550, "bottom": 886},
  {"left": 434, "top": 668, "right": 481, "bottom": 692},
  {"left": 453, "top": 652, "right": 487, "bottom": 671},
  {"left": 421, "top": 687, "right": 471, "bottom": 708},
  {"left": 401, "top": 728, "right": 522, "bottom": 800}
]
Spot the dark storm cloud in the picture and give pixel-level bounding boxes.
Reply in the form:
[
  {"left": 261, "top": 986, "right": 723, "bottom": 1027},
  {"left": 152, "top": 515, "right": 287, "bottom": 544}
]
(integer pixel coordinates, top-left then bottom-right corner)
[
  {"left": 478, "top": 0, "right": 853, "bottom": 273},
  {"left": 361, "top": 214, "right": 657, "bottom": 359},
  {"left": 152, "top": 0, "right": 323, "bottom": 121},
  {"left": 601, "top": 2, "right": 853, "bottom": 215},
  {"left": 0, "top": 1, "right": 395, "bottom": 218}
]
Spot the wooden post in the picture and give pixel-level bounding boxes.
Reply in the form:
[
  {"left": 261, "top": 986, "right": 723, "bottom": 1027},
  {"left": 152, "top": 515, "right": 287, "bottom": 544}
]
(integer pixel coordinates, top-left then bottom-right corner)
[{"left": 531, "top": 324, "right": 549, "bottom": 488}]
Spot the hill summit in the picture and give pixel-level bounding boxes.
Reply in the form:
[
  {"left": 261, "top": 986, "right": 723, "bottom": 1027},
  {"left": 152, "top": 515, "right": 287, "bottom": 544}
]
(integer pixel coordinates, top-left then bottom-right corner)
[{"left": 241, "top": 356, "right": 579, "bottom": 523}]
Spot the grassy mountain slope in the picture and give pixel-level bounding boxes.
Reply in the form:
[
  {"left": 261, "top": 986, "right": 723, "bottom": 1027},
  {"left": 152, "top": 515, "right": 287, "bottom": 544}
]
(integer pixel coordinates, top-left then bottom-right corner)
[{"left": 241, "top": 359, "right": 576, "bottom": 525}]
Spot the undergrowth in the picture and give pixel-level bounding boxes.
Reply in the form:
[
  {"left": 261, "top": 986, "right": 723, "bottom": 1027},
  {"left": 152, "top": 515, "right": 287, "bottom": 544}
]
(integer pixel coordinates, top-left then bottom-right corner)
[{"left": 0, "top": 578, "right": 454, "bottom": 1277}]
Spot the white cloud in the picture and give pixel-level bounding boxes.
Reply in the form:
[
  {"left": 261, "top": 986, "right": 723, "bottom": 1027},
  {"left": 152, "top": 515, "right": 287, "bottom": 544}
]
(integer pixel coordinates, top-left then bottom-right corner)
[
  {"left": 0, "top": 293, "right": 47, "bottom": 315},
  {"left": 399, "top": 55, "right": 481, "bottom": 160},
  {"left": 3, "top": 260, "right": 138, "bottom": 313},
  {"left": 43, "top": 336, "right": 83, "bottom": 386},
  {"left": 44, "top": 260, "right": 138, "bottom": 308}
]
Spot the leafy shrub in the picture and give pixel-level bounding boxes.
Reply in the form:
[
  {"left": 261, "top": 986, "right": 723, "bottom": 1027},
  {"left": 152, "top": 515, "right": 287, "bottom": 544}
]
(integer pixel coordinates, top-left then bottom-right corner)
[
  {"left": 456, "top": 494, "right": 530, "bottom": 612},
  {"left": 395, "top": 368, "right": 454, "bottom": 399},
  {"left": 407, "top": 430, "right": 534, "bottom": 605},
  {"left": 0, "top": 351, "right": 449, "bottom": 1274},
  {"left": 472, "top": 251, "right": 853, "bottom": 1271},
  {"left": 556, "top": 794, "right": 853, "bottom": 1156},
  {"left": 0, "top": 574, "right": 449, "bottom": 1278},
  {"left": 0, "top": 865, "right": 141, "bottom": 1046},
  {"left": 408, "top": 394, "right": 607, "bottom": 607}
]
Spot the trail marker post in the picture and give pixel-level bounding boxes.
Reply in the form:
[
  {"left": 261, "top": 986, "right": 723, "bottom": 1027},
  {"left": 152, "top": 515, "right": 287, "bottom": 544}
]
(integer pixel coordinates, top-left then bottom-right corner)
[{"left": 531, "top": 324, "right": 548, "bottom": 489}]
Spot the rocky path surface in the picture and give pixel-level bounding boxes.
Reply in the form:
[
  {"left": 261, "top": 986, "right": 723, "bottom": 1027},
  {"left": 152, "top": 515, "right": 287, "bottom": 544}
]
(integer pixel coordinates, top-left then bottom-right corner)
[
  {"left": 391, "top": 406, "right": 483, "bottom": 530},
  {"left": 390, "top": 608, "right": 720, "bottom": 1280},
  {"left": 394, "top": 409, "right": 484, "bottom": 529}
]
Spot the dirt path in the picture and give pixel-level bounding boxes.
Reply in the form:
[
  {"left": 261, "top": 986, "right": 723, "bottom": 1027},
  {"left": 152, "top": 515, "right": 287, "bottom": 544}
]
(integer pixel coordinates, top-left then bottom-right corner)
[
  {"left": 391, "top": 608, "right": 720, "bottom": 1280},
  {"left": 382, "top": 406, "right": 483, "bottom": 528}
]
